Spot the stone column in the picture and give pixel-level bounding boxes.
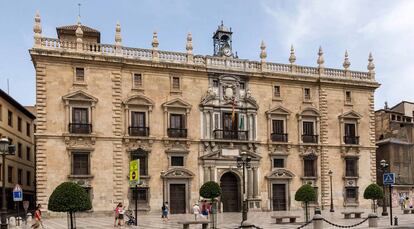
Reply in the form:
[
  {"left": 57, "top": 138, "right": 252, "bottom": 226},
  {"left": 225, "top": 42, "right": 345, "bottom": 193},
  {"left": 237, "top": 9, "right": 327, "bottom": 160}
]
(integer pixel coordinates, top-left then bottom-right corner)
[
  {"left": 253, "top": 167, "right": 259, "bottom": 198},
  {"left": 203, "top": 166, "right": 210, "bottom": 182},
  {"left": 210, "top": 166, "right": 215, "bottom": 182},
  {"left": 247, "top": 169, "right": 253, "bottom": 199}
]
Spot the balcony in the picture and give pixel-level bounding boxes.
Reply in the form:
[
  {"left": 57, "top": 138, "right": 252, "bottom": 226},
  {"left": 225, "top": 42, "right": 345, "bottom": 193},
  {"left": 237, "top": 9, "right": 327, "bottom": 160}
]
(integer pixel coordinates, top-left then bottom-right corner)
[
  {"left": 213, "top": 129, "right": 248, "bottom": 140},
  {"left": 344, "top": 136, "right": 359, "bottom": 145},
  {"left": 271, "top": 133, "right": 288, "bottom": 142},
  {"left": 69, "top": 123, "right": 92, "bottom": 134},
  {"left": 167, "top": 128, "right": 187, "bottom": 138},
  {"left": 128, "top": 127, "right": 149, "bottom": 137},
  {"left": 302, "top": 134, "right": 318, "bottom": 143}
]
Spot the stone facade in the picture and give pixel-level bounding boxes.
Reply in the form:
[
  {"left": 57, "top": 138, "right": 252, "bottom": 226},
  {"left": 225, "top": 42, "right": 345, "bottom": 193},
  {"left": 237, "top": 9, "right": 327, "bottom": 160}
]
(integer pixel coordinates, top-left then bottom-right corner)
[
  {"left": 30, "top": 12, "right": 379, "bottom": 214},
  {"left": 0, "top": 89, "right": 36, "bottom": 210}
]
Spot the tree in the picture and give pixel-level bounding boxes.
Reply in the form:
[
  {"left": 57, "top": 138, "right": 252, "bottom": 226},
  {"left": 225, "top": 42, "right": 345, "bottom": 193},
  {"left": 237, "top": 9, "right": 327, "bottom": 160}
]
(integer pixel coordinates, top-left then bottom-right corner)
[
  {"left": 200, "top": 181, "right": 222, "bottom": 229},
  {"left": 295, "top": 184, "right": 317, "bottom": 222},
  {"left": 48, "top": 182, "right": 92, "bottom": 229},
  {"left": 363, "top": 183, "right": 384, "bottom": 213}
]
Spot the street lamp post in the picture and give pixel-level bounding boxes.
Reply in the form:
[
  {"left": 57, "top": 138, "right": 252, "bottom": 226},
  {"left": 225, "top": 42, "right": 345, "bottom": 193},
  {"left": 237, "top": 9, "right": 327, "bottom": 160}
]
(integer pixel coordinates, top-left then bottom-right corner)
[
  {"left": 236, "top": 152, "right": 251, "bottom": 225},
  {"left": 0, "top": 138, "right": 15, "bottom": 229},
  {"left": 380, "top": 159, "right": 389, "bottom": 216},
  {"left": 328, "top": 170, "right": 334, "bottom": 212}
]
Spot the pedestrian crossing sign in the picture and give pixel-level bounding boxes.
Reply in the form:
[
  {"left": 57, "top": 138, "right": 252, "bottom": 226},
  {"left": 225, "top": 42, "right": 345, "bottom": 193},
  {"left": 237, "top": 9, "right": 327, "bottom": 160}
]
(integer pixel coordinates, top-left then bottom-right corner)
[
  {"left": 383, "top": 172, "right": 395, "bottom": 185},
  {"left": 129, "top": 159, "right": 140, "bottom": 186}
]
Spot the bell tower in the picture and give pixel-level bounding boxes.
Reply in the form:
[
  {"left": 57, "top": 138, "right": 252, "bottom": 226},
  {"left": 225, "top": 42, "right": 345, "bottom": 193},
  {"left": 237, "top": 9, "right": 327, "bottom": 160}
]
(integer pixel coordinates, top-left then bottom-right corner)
[{"left": 213, "top": 21, "right": 233, "bottom": 57}]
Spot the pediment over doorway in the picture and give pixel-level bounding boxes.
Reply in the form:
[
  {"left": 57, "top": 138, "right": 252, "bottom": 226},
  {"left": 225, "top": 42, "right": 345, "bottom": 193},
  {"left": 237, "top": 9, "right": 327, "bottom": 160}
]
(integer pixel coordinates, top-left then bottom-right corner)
[
  {"left": 161, "top": 168, "right": 194, "bottom": 179},
  {"left": 266, "top": 168, "right": 295, "bottom": 180}
]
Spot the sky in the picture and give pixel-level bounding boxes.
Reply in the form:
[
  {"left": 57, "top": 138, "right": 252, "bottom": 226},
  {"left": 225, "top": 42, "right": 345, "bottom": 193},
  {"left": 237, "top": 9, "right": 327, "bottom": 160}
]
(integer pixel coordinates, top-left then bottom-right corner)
[{"left": 0, "top": 0, "right": 413, "bottom": 109}]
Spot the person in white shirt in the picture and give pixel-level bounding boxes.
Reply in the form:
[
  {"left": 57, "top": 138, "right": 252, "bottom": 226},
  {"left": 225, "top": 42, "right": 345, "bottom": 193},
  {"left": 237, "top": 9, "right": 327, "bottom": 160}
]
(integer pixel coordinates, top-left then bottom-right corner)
[{"left": 192, "top": 203, "right": 200, "bottom": 220}]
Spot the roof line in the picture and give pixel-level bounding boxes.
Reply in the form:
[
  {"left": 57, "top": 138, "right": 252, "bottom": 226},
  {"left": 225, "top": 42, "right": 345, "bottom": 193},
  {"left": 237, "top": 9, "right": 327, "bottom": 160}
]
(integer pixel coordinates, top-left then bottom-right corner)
[{"left": 0, "top": 89, "right": 36, "bottom": 120}]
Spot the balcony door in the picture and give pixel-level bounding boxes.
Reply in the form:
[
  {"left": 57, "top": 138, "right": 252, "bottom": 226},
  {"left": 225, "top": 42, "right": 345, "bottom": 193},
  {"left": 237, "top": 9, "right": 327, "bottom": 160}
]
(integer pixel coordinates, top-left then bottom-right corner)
[
  {"left": 222, "top": 112, "right": 238, "bottom": 139},
  {"left": 131, "top": 112, "right": 145, "bottom": 128},
  {"left": 71, "top": 108, "right": 90, "bottom": 133}
]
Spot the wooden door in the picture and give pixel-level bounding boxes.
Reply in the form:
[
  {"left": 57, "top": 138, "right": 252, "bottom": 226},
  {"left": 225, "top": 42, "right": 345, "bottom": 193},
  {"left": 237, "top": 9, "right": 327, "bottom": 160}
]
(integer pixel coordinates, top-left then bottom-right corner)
[
  {"left": 272, "top": 184, "right": 287, "bottom": 211},
  {"left": 170, "top": 184, "right": 186, "bottom": 214},
  {"left": 220, "top": 172, "right": 240, "bottom": 212}
]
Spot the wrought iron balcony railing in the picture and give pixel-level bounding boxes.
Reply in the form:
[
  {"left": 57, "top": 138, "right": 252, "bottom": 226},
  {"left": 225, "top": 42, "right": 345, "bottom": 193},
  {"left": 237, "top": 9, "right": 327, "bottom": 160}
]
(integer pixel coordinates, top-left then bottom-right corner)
[
  {"left": 213, "top": 129, "right": 248, "bottom": 140},
  {"left": 69, "top": 123, "right": 92, "bottom": 134},
  {"left": 167, "top": 128, "right": 187, "bottom": 138},
  {"left": 302, "top": 134, "right": 318, "bottom": 143},
  {"left": 344, "top": 136, "right": 359, "bottom": 145},
  {"left": 128, "top": 126, "right": 149, "bottom": 137},
  {"left": 270, "top": 133, "right": 288, "bottom": 142}
]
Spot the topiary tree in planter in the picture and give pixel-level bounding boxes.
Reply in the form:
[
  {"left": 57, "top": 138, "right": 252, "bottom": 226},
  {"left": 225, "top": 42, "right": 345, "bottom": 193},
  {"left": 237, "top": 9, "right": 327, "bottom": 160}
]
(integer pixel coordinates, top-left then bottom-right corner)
[
  {"left": 295, "top": 184, "right": 317, "bottom": 222},
  {"left": 363, "top": 183, "right": 384, "bottom": 213},
  {"left": 48, "top": 182, "right": 92, "bottom": 229},
  {"left": 200, "top": 181, "right": 222, "bottom": 229}
]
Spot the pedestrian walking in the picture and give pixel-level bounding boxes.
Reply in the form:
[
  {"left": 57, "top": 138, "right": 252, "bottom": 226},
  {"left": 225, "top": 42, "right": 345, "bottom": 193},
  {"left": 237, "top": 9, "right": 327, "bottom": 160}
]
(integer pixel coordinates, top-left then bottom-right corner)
[
  {"left": 201, "top": 201, "right": 209, "bottom": 219},
  {"left": 400, "top": 195, "right": 405, "bottom": 210},
  {"left": 192, "top": 203, "right": 200, "bottom": 220},
  {"left": 118, "top": 204, "right": 125, "bottom": 226},
  {"left": 31, "top": 204, "right": 43, "bottom": 229},
  {"left": 114, "top": 203, "right": 122, "bottom": 226},
  {"left": 161, "top": 202, "right": 169, "bottom": 222}
]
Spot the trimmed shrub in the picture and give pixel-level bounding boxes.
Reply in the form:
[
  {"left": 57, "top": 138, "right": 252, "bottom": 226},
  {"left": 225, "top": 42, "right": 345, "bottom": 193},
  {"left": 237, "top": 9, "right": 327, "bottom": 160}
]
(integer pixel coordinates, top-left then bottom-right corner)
[
  {"left": 48, "top": 182, "right": 92, "bottom": 213},
  {"left": 364, "top": 183, "right": 384, "bottom": 200},
  {"left": 200, "top": 181, "right": 222, "bottom": 199},
  {"left": 295, "top": 184, "right": 317, "bottom": 202}
]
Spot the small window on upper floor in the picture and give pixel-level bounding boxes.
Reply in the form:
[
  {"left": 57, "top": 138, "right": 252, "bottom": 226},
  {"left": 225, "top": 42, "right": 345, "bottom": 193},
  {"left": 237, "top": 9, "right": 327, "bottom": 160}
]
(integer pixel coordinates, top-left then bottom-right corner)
[
  {"left": 273, "top": 158, "right": 285, "bottom": 168},
  {"left": 274, "top": 85, "right": 281, "bottom": 98},
  {"left": 17, "top": 117, "right": 22, "bottom": 132},
  {"left": 72, "top": 152, "right": 90, "bottom": 175},
  {"left": 239, "top": 82, "right": 245, "bottom": 89},
  {"left": 213, "top": 80, "right": 219, "bottom": 88},
  {"left": 26, "top": 146, "right": 31, "bottom": 161},
  {"left": 172, "top": 77, "right": 180, "bottom": 90},
  {"left": 345, "top": 91, "right": 352, "bottom": 103},
  {"left": 17, "top": 142, "right": 22, "bottom": 158},
  {"left": 75, "top": 67, "right": 85, "bottom": 82},
  {"left": 8, "top": 110, "right": 13, "bottom": 127},
  {"left": 304, "top": 88, "right": 311, "bottom": 101},
  {"left": 133, "top": 73, "right": 143, "bottom": 89},
  {"left": 26, "top": 122, "right": 31, "bottom": 137},
  {"left": 171, "top": 156, "right": 184, "bottom": 167},
  {"left": 391, "top": 114, "right": 396, "bottom": 120},
  {"left": 397, "top": 116, "right": 401, "bottom": 121}
]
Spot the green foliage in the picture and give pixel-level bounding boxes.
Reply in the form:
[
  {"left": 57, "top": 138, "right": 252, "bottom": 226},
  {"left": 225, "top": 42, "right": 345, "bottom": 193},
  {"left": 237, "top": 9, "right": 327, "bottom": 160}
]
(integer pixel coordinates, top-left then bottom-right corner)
[
  {"left": 363, "top": 183, "right": 384, "bottom": 200},
  {"left": 295, "top": 184, "right": 317, "bottom": 202},
  {"left": 48, "top": 182, "right": 92, "bottom": 213},
  {"left": 200, "top": 181, "right": 222, "bottom": 199}
]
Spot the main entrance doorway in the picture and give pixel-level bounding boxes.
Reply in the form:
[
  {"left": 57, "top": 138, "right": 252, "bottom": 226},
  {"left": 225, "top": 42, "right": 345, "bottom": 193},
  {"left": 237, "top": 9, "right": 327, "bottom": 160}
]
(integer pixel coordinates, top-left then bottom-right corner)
[
  {"left": 170, "top": 184, "right": 186, "bottom": 214},
  {"left": 272, "top": 183, "right": 287, "bottom": 211},
  {"left": 220, "top": 172, "right": 240, "bottom": 212}
]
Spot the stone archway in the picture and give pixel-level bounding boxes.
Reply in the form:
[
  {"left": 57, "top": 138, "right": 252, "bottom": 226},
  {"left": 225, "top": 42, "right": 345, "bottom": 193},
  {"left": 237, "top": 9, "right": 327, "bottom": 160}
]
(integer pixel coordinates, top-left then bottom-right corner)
[{"left": 220, "top": 172, "right": 241, "bottom": 212}]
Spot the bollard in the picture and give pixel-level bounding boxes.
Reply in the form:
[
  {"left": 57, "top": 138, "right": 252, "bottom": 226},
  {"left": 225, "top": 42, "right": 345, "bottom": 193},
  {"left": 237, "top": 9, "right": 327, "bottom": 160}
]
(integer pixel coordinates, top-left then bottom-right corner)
[
  {"left": 26, "top": 213, "right": 32, "bottom": 223},
  {"left": 313, "top": 214, "right": 323, "bottom": 229},
  {"left": 394, "top": 216, "right": 398, "bottom": 226},
  {"left": 9, "top": 216, "right": 16, "bottom": 227},
  {"left": 368, "top": 213, "right": 378, "bottom": 227}
]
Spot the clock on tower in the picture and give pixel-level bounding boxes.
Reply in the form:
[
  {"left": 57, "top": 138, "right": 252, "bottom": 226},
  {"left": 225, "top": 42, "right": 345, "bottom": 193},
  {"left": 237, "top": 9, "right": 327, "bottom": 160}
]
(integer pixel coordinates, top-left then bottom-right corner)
[{"left": 213, "top": 21, "right": 233, "bottom": 57}]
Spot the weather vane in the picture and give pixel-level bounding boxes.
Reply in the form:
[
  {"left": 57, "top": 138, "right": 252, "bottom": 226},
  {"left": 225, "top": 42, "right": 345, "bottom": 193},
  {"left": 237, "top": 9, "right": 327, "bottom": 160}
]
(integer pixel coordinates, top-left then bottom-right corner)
[{"left": 78, "top": 3, "right": 81, "bottom": 18}]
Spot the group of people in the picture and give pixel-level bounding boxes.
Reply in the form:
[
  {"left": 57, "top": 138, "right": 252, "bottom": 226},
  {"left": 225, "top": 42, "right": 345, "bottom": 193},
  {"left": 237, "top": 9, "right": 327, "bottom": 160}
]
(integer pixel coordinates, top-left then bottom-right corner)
[
  {"left": 192, "top": 200, "right": 212, "bottom": 220},
  {"left": 114, "top": 203, "right": 126, "bottom": 226},
  {"left": 399, "top": 196, "right": 413, "bottom": 209}
]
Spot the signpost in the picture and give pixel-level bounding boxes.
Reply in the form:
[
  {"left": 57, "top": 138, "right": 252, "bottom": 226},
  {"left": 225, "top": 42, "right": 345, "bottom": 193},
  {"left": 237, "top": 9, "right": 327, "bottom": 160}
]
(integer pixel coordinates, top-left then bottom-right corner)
[
  {"left": 129, "top": 160, "right": 140, "bottom": 226},
  {"left": 383, "top": 173, "right": 395, "bottom": 226},
  {"left": 12, "top": 185, "right": 23, "bottom": 226}
]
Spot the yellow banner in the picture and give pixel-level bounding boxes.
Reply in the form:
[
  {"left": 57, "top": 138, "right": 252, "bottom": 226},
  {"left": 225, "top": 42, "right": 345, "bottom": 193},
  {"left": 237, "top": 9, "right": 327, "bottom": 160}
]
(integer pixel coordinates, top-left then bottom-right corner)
[{"left": 129, "top": 159, "right": 140, "bottom": 183}]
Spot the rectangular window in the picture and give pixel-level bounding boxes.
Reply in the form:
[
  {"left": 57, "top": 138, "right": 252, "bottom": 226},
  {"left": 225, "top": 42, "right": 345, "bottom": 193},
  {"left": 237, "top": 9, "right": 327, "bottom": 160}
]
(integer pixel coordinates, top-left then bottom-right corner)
[
  {"left": 345, "top": 187, "right": 357, "bottom": 202},
  {"left": 18, "top": 169, "right": 22, "bottom": 184},
  {"left": 17, "top": 117, "right": 22, "bottom": 132},
  {"left": 17, "top": 143, "right": 22, "bottom": 158},
  {"left": 8, "top": 110, "right": 12, "bottom": 127},
  {"left": 170, "top": 114, "right": 185, "bottom": 129},
  {"left": 72, "top": 108, "right": 89, "bottom": 124},
  {"left": 345, "top": 158, "right": 358, "bottom": 177},
  {"left": 131, "top": 112, "right": 146, "bottom": 127},
  {"left": 345, "top": 91, "right": 352, "bottom": 103},
  {"left": 272, "top": 120, "right": 284, "bottom": 134},
  {"left": 72, "top": 152, "right": 90, "bottom": 175},
  {"left": 171, "top": 156, "right": 184, "bottom": 166},
  {"left": 172, "top": 77, "right": 180, "bottom": 90},
  {"left": 213, "top": 80, "right": 219, "bottom": 88},
  {"left": 273, "top": 158, "right": 284, "bottom": 168},
  {"left": 7, "top": 166, "right": 13, "bottom": 183},
  {"left": 133, "top": 73, "right": 142, "bottom": 88},
  {"left": 131, "top": 151, "right": 148, "bottom": 176},
  {"left": 26, "top": 147, "right": 31, "bottom": 161},
  {"left": 75, "top": 67, "right": 85, "bottom": 82},
  {"left": 214, "top": 114, "right": 219, "bottom": 129},
  {"left": 26, "top": 122, "right": 31, "bottom": 137},
  {"left": 133, "top": 188, "right": 149, "bottom": 204},
  {"left": 345, "top": 123, "right": 356, "bottom": 137},
  {"left": 239, "top": 82, "right": 245, "bottom": 89},
  {"left": 303, "top": 121, "right": 314, "bottom": 135},
  {"left": 304, "top": 158, "right": 316, "bottom": 177},
  {"left": 274, "top": 85, "right": 280, "bottom": 97},
  {"left": 304, "top": 88, "right": 311, "bottom": 100},
  {"left": 26, "top": 171, "right": 31, "bottom": 186}
]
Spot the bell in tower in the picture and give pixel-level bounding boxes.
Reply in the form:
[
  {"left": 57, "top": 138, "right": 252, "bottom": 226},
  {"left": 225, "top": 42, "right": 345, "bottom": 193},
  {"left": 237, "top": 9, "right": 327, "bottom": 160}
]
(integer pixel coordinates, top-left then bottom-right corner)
[{"left": 213, "top": 21, "right": 233, "bottom": 57}]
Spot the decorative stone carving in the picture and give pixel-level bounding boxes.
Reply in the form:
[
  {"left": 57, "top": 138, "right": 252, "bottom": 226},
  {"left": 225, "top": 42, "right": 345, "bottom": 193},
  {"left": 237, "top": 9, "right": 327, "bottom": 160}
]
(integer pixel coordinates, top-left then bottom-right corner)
[
  {"left": 200, "top": 87, "right": 216, "bottom": 104},
  {"left": 123, "top": 138, "right": 153, "bottom": 152},
  {"left": 299, "top": 145, "right": 320, "bottom": 157},
  {"left": 222, "top": 83, "right": 237, "bottom": 103},
  {"left": 289, "top": 45, "right": 296, "bottom": 64},
  {"left": 64, "top": 136, "right": 96, "bottom": 148},
  {"left": 268, "top": 144, "right": 291, "bottom": 155},
  {"left": 317, "top": 46, "right": 324, "bottom": 68},
  {"left": 161, "top": 168, "right": 194, "bottom": 179},
  {"left": 266, "top": 168, "right": 295, "bottom": 180},
  {"left": 343, "top": 50, "right": 351, "bottom": 70}
]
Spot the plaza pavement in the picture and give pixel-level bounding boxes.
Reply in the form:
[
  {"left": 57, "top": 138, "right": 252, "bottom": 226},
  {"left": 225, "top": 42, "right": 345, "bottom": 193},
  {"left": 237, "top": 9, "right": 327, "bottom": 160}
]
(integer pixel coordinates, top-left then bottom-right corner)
[{"left": 16, "top": 208, "right": 414, "bottom": 229}]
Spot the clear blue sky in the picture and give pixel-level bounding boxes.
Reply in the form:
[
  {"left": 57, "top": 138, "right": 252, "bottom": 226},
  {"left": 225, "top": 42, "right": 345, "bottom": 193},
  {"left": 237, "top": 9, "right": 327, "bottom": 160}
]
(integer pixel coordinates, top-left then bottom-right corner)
[{"left": 1, "top": 0, "right": 413, "bottom": 109}]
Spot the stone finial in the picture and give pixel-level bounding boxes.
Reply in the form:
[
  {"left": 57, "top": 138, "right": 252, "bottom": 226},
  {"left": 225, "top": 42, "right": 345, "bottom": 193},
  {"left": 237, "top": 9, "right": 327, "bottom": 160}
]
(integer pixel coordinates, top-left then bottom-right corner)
[
  {"left": 384, "top": 101, "right": 388, "bottom": 109},
  {"left": 152, "top": 31, "right": 159, "bottom": 50},
  {"left": 260, "top": 40, "right": 267, "bottom": 62},
  {"left": 289, "top": 45, "right": 296, "bottom": 64},
  {"left": 115, "top": 21, "right": 122, "bottom": 46},
  {"left": 33, "top": 11, "right": 42, "bottom": 47},
  {"left": 343, "top": 50, "right": 351, "bottom": 70},
  {"left": 367, "top": 52, "right": 375, "bottom": 72},
  {"left": 317, "top": 46, "right": 324, "bottom": 67},
  {"left": 75, "top": 20, "right": 83, "bottom": 51},
  {"left": 186, "top": 32, "right": 193, "bottom": 54}
]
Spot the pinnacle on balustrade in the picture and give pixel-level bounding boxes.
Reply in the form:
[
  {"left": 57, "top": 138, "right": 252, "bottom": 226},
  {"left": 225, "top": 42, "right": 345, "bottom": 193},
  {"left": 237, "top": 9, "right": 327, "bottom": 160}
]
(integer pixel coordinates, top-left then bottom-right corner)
[
  {"left": 186, "top": 32, "right": 193, "bottom": 54},
  {"left": 317, "top": 46, "right": 324, "bottom": 67},
  {"left": 152, "top": 31, "right": 159, "bottom": 50},
  {"left": 343, "top": 50, "right": 350, "bottom": 70},
  {"left": 260, "top": 40, "right": 267, "bottom": 62},
  {"left": 33, "top": 10, "right": 42, "bottom": 47},
  {"left": 115, "top": 21, "right": 122, "bottom": 46},
  {"left": 367, "top": 52, "right": 375, "bottom": 72},
  {"left": 75, "top": 19, "right": 83, "bottom": 51},
  {"left": 289, "top": 45, "right": 296, "bottom": 64}
]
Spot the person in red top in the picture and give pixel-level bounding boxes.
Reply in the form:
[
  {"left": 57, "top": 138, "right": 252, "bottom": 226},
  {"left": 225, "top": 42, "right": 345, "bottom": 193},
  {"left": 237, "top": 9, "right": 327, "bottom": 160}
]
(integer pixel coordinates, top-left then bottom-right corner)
[{"left": 31, "top": 204, "right": 43, "bottom": 228}]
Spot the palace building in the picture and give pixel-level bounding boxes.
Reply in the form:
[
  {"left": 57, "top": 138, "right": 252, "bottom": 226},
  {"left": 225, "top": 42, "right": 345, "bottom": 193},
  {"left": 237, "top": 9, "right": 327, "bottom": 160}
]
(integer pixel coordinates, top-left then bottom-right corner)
[{"left": 30, "top": 12, "right": 379, "bottom": 214}]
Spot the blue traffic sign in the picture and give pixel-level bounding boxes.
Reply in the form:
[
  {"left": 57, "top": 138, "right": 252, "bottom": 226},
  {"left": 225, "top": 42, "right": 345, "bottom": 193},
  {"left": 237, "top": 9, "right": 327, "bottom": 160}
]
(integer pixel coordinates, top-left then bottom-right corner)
[
  {"left": 383, "top": 173, "right": 395, "bottom": 185},
  {"left": 13, "top": 184, "right": 23, "bottom": 201}
]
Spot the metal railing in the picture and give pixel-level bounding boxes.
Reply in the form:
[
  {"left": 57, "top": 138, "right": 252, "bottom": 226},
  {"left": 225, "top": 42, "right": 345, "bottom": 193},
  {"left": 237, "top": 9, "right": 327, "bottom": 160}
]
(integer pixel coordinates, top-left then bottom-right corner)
[
  {"left": 128, "top": 126, "right": 149, "bottom": 137},
  {"left": 344, "top": 136, "right": 359, "bottom": 145},
  {"left": 302, "top": 134, "right": 318, "bottom": 143},
  {"left": 69, "top": 123, "right": 92, "bottom": 134},
  {"left": 213, "top": 129, "right": 248, "bottom": 140},
  {"left": 167, "top": 128, "right": 187, "bottom": 138},
  {"left": 270, "top": 133, "right": 288, "bottom": 142}
]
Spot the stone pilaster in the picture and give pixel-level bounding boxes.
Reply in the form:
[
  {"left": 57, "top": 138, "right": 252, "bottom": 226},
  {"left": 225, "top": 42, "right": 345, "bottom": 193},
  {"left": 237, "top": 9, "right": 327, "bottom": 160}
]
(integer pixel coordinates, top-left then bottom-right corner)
[
  {"left": 253, "top": 167, "right": 259, "bottom": 198},
  {"left": 318, "top": 87, "right": 329, "bottom": 208},
  {"left": 209, "top": 166, "right": 215, "bottom": 182},
  {"left": 369, "top": 92, "right": 377, "bottom": 182},
  {"left": 247, "top": 168, "right": 253, "bottom": 199}
]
